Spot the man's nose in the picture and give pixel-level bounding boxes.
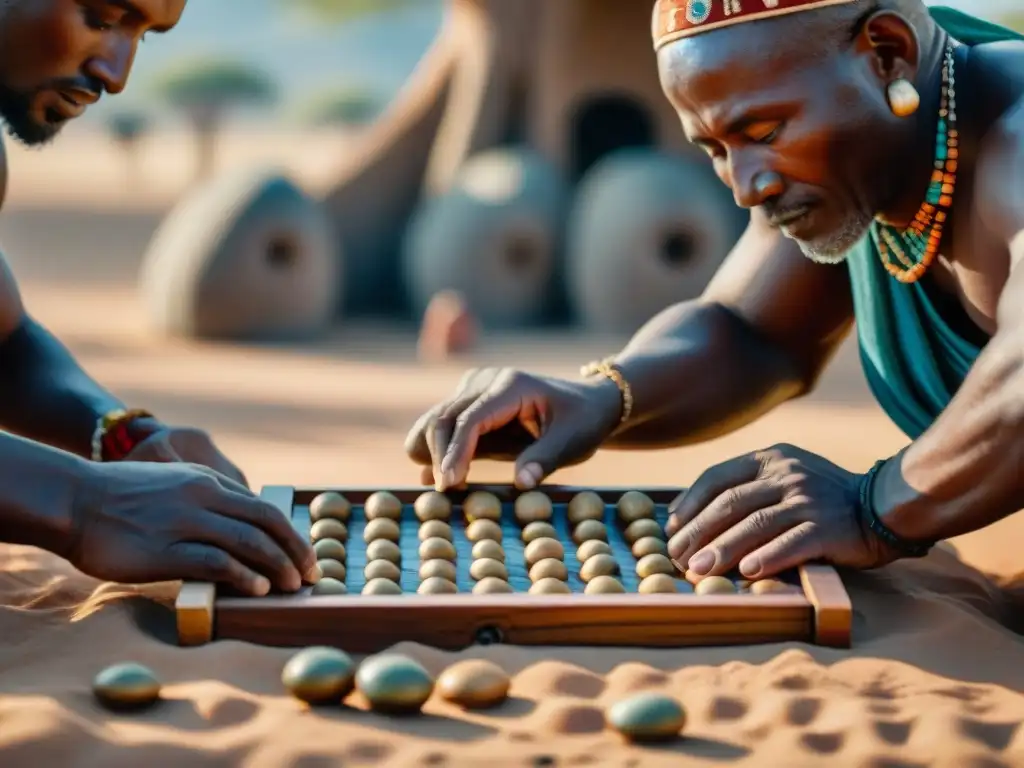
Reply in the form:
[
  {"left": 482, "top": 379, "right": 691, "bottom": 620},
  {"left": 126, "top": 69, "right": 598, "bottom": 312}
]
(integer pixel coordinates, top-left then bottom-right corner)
[
  {"left": 85, "top": 38, "right": 135, "bottom": 95},
  {"left": 730, "top": 155, "right": 784, "bottom": 209}
]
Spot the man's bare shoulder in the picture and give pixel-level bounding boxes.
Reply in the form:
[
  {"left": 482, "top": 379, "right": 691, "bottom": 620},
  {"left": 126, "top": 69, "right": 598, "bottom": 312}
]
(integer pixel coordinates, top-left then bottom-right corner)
[
  {"left": 973, "top": 85, "right": 1024, "bottom": 240},
  {"left": 970, "top": 39, "right": 1024, "bottom": 110}
]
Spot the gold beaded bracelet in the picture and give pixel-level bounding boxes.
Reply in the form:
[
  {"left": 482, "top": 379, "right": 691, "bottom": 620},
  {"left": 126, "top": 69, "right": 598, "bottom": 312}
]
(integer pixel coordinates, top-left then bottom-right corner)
[{"left": 580, "top": 356, "right": 634, "bottom": 424}]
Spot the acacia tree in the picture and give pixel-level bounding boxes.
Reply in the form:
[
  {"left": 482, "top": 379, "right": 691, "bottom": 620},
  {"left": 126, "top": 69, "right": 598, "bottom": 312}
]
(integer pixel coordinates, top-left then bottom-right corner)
[
  {"left": 284, "top": 0, "right": 421, "bottom": 23},
  {"left": 299, "top": 86, "right": 386, "bottom": 128},
  {"left": 106, "top": 109, "right": 149, "bottom": 185},
  {"left": 152, "top": 57, "right": 277, "bottom": 182}
]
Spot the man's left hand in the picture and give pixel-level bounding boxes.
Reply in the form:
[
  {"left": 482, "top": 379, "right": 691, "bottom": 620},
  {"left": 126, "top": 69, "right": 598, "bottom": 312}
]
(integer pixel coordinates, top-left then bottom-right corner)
[
  {"left": 666, "top": 444, "right": 897, "bottom": 580},
  {"left": 124, "top": 426, "right": 248, "bottom": 488}
]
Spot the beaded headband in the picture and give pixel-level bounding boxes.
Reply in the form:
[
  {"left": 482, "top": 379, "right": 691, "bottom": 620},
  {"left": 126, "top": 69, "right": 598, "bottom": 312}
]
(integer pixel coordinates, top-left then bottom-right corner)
[{"left": 653, "top": 0, "right": 860, "bottom": 50}]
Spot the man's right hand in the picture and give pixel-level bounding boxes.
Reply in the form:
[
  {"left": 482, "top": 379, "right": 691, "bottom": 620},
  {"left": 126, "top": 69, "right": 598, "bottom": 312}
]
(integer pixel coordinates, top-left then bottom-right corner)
[
  {"left": 405, "top": 367, "right": 624, "bottom": 491},
  {"left": 67, "top": 461, "right": 318, "bottom": 596}
]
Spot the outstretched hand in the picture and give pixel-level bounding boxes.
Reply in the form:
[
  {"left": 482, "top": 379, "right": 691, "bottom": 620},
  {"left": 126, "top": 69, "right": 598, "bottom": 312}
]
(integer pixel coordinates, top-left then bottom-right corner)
[
  {"left": 405, "top": 367, "right": 623, "bottom": 490},
  {"left": 666, "top": 443, "right": 899, "bottom": 579}
]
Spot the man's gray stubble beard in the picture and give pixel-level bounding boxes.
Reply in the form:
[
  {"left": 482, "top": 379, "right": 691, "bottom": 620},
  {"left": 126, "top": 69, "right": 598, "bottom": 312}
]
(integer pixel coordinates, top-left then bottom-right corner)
[{"left": 790, "top": 210, "right": 875, "bottom": 265}]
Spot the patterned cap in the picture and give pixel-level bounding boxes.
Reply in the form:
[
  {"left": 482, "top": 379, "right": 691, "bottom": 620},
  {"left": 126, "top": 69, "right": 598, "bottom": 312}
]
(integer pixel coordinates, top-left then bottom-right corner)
[{"left": 653, "top": 0, "right": 860, "bottom": 50}]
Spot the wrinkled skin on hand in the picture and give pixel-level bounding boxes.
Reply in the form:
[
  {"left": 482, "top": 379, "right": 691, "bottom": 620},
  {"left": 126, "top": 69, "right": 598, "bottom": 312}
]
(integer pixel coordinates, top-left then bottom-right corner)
[
  {"left": 405, "top": 367, "right": 622, "bottom": 490},
  {"left": 666, "top": 443, "right": 899, "bottom": 579},
  {"left": 68, "top": 461, "right": 317, "bottom": 595},
  {"left": 125, "top": 426, "right": 248, "bottom": 488}
]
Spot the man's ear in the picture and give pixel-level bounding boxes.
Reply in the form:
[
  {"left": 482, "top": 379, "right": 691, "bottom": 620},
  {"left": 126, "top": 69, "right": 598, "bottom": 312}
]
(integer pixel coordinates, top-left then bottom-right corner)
[{"left": 859, "top": 10, "right": 921, "bottom": 83}]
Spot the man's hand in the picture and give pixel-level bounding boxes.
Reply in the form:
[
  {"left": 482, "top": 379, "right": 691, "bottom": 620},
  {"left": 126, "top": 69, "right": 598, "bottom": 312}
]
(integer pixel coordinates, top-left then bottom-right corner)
[
  {"left": 405, "top": 368, "right": 623, "bottom": 490},
  {"left": 124, "top": 426, "right": 248, "bottom": 488},
  {"left": 68, "top": 460, "right": 317, "bottom": 595},
  {"left": 666, "top": 443, "right": 898, "bottom": 579}
]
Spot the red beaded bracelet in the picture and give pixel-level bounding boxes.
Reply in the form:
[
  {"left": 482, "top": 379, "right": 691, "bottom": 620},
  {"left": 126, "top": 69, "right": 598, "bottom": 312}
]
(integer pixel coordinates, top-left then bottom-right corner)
[{"left": 91, "top": 408, "right": 157, "bottom": 462}]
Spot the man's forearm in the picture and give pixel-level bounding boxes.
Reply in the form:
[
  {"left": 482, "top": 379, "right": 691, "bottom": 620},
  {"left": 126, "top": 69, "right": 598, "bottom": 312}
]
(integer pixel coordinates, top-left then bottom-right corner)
[
  {"left": 0, "top": 429, "right": 89, "bottom": 557},
  {"left": 0, "top": 315, "right": 126, "bottom": 457},
  {"left": 600, "top": 301, "right": 809, "bottom": 449},
  {"left": 874, "top": 333, "right": 1024, "bottom": 542},
  {"left": 875, "top": 225, "right": 1024, "bottom": 543}
]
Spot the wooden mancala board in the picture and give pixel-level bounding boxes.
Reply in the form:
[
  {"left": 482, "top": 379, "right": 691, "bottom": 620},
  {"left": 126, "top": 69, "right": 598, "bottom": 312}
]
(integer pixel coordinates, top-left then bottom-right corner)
[{"left": 175, "top": 485, "right": 852, "bottom": 653}]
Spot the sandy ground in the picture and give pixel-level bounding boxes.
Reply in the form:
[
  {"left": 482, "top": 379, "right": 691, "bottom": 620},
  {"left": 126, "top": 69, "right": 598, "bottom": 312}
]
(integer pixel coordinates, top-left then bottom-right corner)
[{"left": 3, "top": 140, "right": 1024, "bottom": 767}]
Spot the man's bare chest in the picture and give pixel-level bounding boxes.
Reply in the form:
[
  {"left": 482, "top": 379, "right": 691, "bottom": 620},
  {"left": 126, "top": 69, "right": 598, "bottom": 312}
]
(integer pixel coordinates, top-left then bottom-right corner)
[
  {"left": 926, "top": 192, "right": 1008, "bottom": 339},
  {"left": 923, "top": 45, "right": 1024, "bottom": 340}
]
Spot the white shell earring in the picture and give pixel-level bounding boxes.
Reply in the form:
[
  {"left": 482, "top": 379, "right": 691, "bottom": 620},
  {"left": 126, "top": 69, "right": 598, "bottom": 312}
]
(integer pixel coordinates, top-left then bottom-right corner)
[{"left": 887, "top": 78, "right": 920, "bottom": 118}]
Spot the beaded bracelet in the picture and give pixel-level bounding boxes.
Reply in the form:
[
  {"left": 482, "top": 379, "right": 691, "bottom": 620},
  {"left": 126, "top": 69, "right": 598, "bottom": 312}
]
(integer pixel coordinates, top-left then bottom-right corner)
[
  {"left": 91, "top": 408, "right": 156, "bottom": 462},
  {"left": 579, "top": 356, "right": 634, "bottom": 424},
  {"left": 857, "top": 459, "right": 933, "bottom": 558}
]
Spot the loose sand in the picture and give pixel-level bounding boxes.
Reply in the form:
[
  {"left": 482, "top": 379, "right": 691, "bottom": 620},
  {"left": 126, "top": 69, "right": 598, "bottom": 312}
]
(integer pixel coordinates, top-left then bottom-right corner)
[{"left": 3, "top": 143, "right": 1024, "bottom": 767}]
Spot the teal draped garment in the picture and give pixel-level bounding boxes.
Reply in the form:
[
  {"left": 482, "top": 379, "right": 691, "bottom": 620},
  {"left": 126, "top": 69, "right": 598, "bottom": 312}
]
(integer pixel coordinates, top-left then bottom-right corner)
[{"left": 847, "top": 7, "right": 1024, "bottom": 440}]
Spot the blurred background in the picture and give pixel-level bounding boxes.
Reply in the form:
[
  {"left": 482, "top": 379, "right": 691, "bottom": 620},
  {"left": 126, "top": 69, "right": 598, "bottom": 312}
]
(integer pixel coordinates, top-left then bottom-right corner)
[{"left": 0, "top": 0, "right": 1015, "bottom": 488}]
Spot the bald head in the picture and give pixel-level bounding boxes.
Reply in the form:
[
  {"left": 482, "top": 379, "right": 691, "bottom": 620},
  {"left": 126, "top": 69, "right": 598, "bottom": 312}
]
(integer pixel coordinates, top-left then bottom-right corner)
[{"left": 654, "top": 0, "right": 944, "bottom": 263}]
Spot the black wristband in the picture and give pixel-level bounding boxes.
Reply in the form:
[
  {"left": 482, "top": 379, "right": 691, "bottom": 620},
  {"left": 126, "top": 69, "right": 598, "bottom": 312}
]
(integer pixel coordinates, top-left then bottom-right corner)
[{"left": 857, "top": 459, "right": 934, "bottom": 558}]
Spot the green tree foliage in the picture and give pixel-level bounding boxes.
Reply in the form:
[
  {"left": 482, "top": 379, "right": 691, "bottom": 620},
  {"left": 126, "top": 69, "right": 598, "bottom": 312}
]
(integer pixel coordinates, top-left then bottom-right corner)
[
  {"left": 299, "top": 86, "right": 386, "bottom": 128},
  {"left": 284, "top": 0, "right": 419, "bottom": 24},
  {"left": 152, "top": 57, "right": 277, "bottom": 181}
]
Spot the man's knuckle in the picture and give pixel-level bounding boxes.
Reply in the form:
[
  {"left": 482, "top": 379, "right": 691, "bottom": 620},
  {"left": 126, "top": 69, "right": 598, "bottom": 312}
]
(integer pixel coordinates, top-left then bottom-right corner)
[
  {"left": 196, "top": 547, "right": 230, "bottom": 577},
  {"left": 783, "top": 521, "right": 814, "bottom": 545},
  {"left": 777, "top": 457, "right": 804, "bottom": 475},
  {"left": 782, "top": 469, "right": 809, "bottom": 489},
  {"left": 456, "top": 367, "right": 483, "bottom": 390},
  {"left": 785, "top": 491, "right": 814, "bottom": 509},
  {"left": 717, "top": 487, "right": 746, "bottom": 512},
  {"left": 434, "top": 403, "right": 461, "bottom": 424},
  {"left": 187, "top": 473, "right": 220, "bottom": 495},
  {"left": 500, "top": 368, "right": 532, "bottom": 392},
  {"left": 795, "top": 524, "right": 824, "bottom": 558},
  {"left": 683, "top": 517, "right": 705, "bottom": 542},
  {"left": 261, "top": 505, "right": 289, "bottom": 531},
  {"left": 747, "top": 508, "right": 777, "bottom": 532},
  {"left": 234, "top": 524, "right": 272, "bottom": 552},
  {"left": 758, "top": 444, "right": 793, "bottom": 466},
  {"left": 454, "top": 405, "right": 482, "bottom": 430},
  {"left": 233, "top": 525, "right": 258, "bottom": 551}
]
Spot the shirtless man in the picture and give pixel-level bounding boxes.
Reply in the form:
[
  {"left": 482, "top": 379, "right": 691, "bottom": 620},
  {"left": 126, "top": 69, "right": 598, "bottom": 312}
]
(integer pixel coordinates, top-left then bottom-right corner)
[
  {"left": 406, "top": 1, "right": 1024, "bottom": 582},
  {"left": 0, "top": 0, "right": 317, "bottom": 596}
]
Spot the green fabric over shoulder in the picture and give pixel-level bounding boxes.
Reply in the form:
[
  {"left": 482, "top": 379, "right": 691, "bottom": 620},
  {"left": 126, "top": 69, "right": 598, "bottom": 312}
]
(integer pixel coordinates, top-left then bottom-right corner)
[{"left": 846, "top": 7, "right": 1023, "bottom": 440}]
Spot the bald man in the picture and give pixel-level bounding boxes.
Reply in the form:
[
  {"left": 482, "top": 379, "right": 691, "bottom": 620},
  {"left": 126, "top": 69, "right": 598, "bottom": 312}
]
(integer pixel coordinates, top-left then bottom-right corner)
[{"left": 405, "top": 2, "right": 1024, "bottom": 581}]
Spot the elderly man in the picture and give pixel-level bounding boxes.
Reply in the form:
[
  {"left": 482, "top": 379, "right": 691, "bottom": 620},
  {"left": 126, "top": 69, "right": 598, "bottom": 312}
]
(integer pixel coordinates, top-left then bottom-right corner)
[
  {"left": 406, "top": 2, "right": 1024, "bottom": 581},
  {"left": 0, "top": 0, "right": 317, "bottom": 596}
]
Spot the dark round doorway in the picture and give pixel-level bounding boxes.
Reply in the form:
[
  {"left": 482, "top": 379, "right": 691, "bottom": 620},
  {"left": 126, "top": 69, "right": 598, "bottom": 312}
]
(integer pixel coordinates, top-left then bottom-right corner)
[{"left": 570, "top": 95, "right": 655, "bottom": 180}]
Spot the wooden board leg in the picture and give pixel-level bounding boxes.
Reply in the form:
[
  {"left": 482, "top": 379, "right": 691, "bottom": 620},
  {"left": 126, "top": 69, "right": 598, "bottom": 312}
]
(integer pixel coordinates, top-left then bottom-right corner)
[
  {"left": 176, "top": 582, "right": 217, "bottom": 646},
  {"left": 799, "top": 564, "right": 852, "bottom": 648}
]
